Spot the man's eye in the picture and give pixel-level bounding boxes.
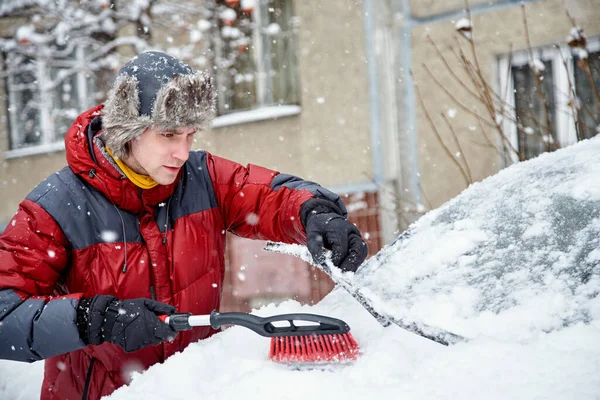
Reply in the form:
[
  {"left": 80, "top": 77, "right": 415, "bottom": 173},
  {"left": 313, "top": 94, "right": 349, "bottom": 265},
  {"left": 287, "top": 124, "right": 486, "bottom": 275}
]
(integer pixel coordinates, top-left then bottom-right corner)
[{"left": 162, "top": 133, "right": 174, "bottom": 138}]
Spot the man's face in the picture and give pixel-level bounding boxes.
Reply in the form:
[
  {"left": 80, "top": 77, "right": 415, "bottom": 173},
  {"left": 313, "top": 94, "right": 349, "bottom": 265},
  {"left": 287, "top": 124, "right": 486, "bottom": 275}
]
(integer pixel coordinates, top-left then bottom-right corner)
[{"left": 124, "top": 125, "right": 196, "bottom": 185}]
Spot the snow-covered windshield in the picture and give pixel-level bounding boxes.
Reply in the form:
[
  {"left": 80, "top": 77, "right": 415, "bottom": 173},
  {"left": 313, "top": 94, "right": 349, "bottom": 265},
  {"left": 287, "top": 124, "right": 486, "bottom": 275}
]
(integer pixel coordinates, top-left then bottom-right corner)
[{"left": 356, "top": 136, "right": 600, "bottom": 342}]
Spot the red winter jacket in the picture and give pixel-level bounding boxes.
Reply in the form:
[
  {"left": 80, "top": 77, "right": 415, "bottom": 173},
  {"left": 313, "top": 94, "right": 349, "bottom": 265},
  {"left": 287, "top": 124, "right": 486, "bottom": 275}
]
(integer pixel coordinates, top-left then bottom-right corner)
[{"left": 0, "top": 105, "right": 346, "bottom": 399}]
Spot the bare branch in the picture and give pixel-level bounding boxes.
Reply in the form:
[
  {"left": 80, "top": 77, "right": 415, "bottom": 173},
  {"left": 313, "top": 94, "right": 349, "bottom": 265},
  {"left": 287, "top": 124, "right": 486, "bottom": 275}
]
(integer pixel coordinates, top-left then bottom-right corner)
[
  {"left": 412, "top": 71, "right": 471, "bottom": 187},
  {"left": 441, "top": 112, "right": 473, "bottom": 182},
  {"left": 426, "top": 34, "right": 484, "bottom": 102},
  {"left": 422, "top": 63, "right": 496, "bottom": 127}
]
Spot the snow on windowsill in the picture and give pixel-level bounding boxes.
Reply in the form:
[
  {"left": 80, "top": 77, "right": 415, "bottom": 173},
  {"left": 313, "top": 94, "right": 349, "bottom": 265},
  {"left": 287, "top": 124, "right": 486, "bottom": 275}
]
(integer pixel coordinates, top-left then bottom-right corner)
[
  {"left": 212, "top": 105, "right": 301, "bottom": 129},
  {"left": 3, "top": 141, "right": 66, "bottom": 160}
]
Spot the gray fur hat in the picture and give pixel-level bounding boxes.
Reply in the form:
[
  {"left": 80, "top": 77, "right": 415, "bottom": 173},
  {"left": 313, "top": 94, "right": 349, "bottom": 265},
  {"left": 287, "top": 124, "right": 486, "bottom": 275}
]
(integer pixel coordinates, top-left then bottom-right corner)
[{"left": 100, "top": 51, "right": 216, "bottom": 159}]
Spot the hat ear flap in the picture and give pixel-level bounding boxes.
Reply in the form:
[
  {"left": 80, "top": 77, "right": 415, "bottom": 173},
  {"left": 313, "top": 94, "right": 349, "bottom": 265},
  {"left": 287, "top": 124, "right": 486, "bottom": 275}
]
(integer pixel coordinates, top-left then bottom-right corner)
[
  {"left": 105, "top": 75, "right": 141, "bottom": 120},
  {"left": 101, "top": 75, "right": 152, "bottom": 159}
]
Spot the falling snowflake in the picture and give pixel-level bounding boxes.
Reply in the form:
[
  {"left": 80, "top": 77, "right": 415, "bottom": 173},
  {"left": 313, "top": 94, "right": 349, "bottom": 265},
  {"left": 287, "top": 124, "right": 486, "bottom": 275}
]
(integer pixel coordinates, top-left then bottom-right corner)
[
  {"left": 245, "top": 213, "right": 259, "bottom": 225},
  {"left": 100, "top": 230, "right": 118, "bottom": 243}
]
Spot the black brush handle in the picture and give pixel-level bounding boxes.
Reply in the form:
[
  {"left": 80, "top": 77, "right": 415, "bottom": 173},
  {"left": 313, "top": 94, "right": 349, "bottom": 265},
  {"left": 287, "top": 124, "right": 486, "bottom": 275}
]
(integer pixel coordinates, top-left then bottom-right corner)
[{"left": 209, "top": 310, "right": 350, "bottom": 337}]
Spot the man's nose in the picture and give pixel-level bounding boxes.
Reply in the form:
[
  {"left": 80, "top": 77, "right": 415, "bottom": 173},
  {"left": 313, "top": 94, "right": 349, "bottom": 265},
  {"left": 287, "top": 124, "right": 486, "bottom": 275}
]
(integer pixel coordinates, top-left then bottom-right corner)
[{"left": 171, "top": 139, "right": 189, "bottom": 163}]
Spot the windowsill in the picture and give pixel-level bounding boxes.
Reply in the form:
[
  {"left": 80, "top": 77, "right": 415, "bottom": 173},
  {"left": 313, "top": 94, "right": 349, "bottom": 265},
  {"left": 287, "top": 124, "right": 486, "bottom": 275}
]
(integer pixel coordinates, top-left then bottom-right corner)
[
  {"left": 212, "top": 105, "right": 301, "bottom": 129},
  {"left": 3, "top": 141, "right": 66, "bottom": 160},
  {"left": 2, "top": 105, "right": 302, "bottom": 159}
]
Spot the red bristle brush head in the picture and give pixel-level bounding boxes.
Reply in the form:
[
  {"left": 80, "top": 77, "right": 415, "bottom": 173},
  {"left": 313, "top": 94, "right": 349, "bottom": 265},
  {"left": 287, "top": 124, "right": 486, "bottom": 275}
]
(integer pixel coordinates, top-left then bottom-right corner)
[{"left": 269, "top": 332, "right": 360, "bottom": 364}]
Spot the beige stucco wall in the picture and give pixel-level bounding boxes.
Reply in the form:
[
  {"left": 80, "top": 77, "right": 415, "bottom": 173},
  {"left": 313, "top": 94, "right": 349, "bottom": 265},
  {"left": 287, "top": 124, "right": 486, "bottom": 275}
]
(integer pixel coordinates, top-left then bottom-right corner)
[
  {"left": 411, "top": 0, "right": 600, "bottom": 208},
  {"left": 0, "top": 0, "right": 371, "bottom": 223}
]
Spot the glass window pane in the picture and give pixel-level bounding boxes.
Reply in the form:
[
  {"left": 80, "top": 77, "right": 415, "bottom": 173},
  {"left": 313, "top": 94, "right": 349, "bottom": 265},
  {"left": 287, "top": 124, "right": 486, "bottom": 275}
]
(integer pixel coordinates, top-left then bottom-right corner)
[
  {"left": 214, "top": 1, "right": 257, "bottom": 114},
  {"left": 262, "top": 0, "right": 299, "bottom": 106},
  {"left": 50, "top": 68, "right": 79, "bottom": 141},
  {"left": 6, "top": 56, "right": 41, "bottom": 149},
  {"left": 574, "top": 51, "right": 600, "bottom": 139},
  {"left": 48, "top": 46, "right": 83, "bottom": 141},
  {"left": 512, "top": 60, "right": 557, "bottom": 160},
  {"left": 213, "top": 0, "right": 299, "bottom": 115}
]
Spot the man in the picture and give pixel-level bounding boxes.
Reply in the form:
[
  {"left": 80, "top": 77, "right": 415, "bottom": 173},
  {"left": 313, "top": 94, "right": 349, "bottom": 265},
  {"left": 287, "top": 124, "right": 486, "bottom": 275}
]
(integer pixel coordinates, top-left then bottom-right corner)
[{"left": 0, "top": 51, "right": 367, "bottom": 399}]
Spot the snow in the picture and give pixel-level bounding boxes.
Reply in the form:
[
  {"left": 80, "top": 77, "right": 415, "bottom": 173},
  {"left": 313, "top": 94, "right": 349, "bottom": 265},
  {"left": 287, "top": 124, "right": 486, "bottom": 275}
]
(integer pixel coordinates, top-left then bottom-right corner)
[
  {"left": 241, "top": 0, "right": 257, "bottom": 11},
  {"left": 455, "top": 18, "right": 471, "bottom": 31},
  {"left": 0, "top": 0, "right": 48, "bottom": 17},
  {"left": 266, "top": 23, "right": 282, "bottom": 35},
  {"left": 219, "top": 8, "right": 237, "bottom": 24},
  {"left": 531, "top": 58, "right": 546, "bottom": 73},
  {"left": 455, "top": 18, "right": 472, "bottom": 40},
  {"left": 3, "top": 139, "right": 600, "bottom": 399},
  {"left": 567, "top": 26, "right": 586, "bottom": 44}
]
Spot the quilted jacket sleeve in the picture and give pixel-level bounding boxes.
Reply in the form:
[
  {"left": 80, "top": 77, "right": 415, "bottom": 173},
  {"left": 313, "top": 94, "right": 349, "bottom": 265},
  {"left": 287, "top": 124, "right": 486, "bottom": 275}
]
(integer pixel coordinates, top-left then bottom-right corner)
[
  {"left": 206, "top": 152, "right": 346, "bottom": 244},
  {"left": 0, "top": 199, "right": 85, "bottom": 362}
]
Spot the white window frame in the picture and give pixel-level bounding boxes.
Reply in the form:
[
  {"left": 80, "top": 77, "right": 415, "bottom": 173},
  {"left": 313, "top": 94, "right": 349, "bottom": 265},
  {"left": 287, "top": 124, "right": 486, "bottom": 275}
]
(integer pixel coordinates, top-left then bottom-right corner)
[
  {"left": 4, "top": 46, "right": 93, "bottom": 159},
  {"left": 212, "top": 0, "right": 301, "bottom": 128},
  {"left": 498, "top": 38, "right": 600, "bottom": 162}
]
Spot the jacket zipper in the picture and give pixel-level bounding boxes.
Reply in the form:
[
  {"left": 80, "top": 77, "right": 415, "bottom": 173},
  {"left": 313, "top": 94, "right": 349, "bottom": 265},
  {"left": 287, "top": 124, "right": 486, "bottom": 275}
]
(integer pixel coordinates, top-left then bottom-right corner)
[
  {"left": 153, "top": 195, "right": 172, "bottom": 300},
  {"left": 81, "top": 358, "right": 95, "bottom": 400}
]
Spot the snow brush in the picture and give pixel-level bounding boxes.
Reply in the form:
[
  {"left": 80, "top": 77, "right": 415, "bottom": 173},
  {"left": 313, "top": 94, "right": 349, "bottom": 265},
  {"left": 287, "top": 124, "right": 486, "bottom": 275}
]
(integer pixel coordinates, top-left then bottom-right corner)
[
  {"left": 160, "top": 310, "right": 360, "bottom": 364},
  {"left": 264, "top": 241, "right": 467, "bottom": 346}
]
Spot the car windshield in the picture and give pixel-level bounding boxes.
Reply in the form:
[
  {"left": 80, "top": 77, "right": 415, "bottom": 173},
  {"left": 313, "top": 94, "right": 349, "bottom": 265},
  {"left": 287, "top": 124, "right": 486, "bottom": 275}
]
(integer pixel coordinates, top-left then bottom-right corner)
[{"left": 356, "top": 137, "right": 600, "bottom": 341}]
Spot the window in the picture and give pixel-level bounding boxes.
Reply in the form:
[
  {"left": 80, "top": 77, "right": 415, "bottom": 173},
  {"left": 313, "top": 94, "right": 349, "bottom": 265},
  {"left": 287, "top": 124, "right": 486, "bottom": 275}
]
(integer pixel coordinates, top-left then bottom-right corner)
[
  {"left": 511, "top": 60, "right": 557, "bottom": 160},
  {"left": 573, "top": 51, "right": 600, "bottom": 139},
  {"left": 213, "top": 0, "right": 300, "bottom": 116},
  {"left": 499, "top": 39, "right": 600, "bottom": 161},
  {"left": 4, "top": 46, "right": 99, "bottom": 152}
]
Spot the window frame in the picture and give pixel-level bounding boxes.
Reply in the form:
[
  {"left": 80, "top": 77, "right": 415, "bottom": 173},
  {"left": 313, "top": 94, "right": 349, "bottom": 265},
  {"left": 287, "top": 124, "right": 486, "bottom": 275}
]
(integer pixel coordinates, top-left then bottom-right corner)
[
  {"left": 211, "top": 0, "right": 301, "bottom": 125},
  {"left": 4, "top": 46, "right": 94, "bottom": 159},
  {"left": 498, "top": 37, "right": 600, "bottom": 162}
]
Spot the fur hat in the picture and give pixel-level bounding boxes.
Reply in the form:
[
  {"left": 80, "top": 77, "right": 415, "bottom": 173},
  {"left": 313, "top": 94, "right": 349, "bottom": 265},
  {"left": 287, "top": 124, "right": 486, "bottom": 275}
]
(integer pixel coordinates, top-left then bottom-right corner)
[{"left": 100, "top": 51, "right": 216, "bottom": 159}]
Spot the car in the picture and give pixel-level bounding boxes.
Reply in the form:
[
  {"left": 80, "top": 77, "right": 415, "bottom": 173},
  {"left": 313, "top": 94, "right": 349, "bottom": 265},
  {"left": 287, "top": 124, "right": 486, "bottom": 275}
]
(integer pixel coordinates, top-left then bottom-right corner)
[{"left": 2, "top": 137, "right": 600, "bottom": 399}]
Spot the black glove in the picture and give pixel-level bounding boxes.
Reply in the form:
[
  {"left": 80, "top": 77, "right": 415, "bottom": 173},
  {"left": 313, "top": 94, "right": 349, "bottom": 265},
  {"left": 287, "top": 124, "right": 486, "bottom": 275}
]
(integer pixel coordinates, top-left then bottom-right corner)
[
  {"left": 77, "top": 295, "right": 177, "bottom": 353},
  {"left": 301, "top": 198, "right": 368, "bottom": 272}
]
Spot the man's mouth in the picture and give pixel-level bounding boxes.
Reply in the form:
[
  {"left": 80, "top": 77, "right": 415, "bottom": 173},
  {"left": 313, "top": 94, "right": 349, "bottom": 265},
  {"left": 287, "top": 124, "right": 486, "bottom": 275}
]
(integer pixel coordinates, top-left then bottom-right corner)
[{"left": 163, "top": 166, "right": 181, "bottom": 173}]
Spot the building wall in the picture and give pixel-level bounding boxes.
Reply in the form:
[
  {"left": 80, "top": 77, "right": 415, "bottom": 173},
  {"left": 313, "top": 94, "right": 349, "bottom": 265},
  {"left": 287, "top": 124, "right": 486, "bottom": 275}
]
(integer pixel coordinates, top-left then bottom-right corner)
[{"left": 410, "top": 0, "right": 600, "bottom": 208}]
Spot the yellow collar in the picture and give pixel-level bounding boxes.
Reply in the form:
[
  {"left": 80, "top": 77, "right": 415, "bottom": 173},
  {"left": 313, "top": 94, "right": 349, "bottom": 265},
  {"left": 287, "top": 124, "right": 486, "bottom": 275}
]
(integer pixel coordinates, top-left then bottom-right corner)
[{"left": 106, "top": 147, "right": 159, "bottom": 189}]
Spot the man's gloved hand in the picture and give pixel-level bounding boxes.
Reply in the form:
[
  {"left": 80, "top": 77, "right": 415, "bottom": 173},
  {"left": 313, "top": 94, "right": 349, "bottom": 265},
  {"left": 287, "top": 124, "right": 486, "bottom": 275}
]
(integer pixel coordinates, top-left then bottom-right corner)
[
  {"left": 77, "top": 295, "right": 177, "bottom": 353},
  {"left": 301, "top": 198, "right": 368, "bottom": 272}
]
